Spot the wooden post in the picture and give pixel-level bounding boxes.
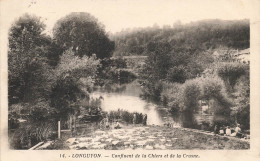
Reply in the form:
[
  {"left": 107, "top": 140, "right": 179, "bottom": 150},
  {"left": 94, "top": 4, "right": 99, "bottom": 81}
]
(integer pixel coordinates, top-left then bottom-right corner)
[
  {"left": 73, "top": 115, "right": 76, "bottom": 130},
  {"left": 69, "top": 115, "right": 72, "bottom": 130},
  {"left": 58, "top": 121, "right": 61, "bottom": 139}
]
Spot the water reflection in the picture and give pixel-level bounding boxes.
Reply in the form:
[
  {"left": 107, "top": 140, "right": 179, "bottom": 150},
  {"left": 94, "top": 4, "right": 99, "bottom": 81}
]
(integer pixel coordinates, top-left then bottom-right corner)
[{"left": 91, "top": 81, "right": 164, "bottom": 125}]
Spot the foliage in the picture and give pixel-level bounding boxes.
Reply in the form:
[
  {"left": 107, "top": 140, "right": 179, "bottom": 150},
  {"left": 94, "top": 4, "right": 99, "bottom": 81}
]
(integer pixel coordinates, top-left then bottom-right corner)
[
  {"left": 8, "top": 13, "right": 46, "bottom": 52},
  {"left": 85, "top": 97, "right": 102, "bottom": 115},
  {"left": 182, "top": 80, "right": 201, "bottom": 112},
  {"left": 95, "top": 58, "right": 136, "bottom": 86},
  {"left": 217, "top": 62, "right": 247, "bottom": 92},
  {"left": 106, "top": 110, "right": 144, "bottom": 124},
  {"left": 53, "top": 12, "right": 115, "bottom": 59},
  {"left": 160, "top": 82, "right": 183, "bottom": 111},
  {"left": 50, "top": 49, "right": 100, "bottom": 120},
  {"left": 166, "top": 66, "right": 187, "bottom": 83},
  {"left": 161, "top": 77, "right": 232, "bottom": 116},
  {"left": 8, "top": 14, "right": 53, "bottom": 105},
  {"left": 10, "top": 121, "right": 57, "bottom": 149},
  {"left": 139, "top": 41, "right": 207, "bottom": 101},
  {"left": 139, "top": 80, "right": 163, "bottom": 103},
  {"left": 233, "top": 69, "right": 250, "bottom": 130},
  {"left": 50, "top": 76, "right": 82, "bottom": 119},
  {"left": 54, "top": 49, "right": 100, "bottom": 80},
  {"left": 112, "top": 19, "right": 249, "bottom": 56}
]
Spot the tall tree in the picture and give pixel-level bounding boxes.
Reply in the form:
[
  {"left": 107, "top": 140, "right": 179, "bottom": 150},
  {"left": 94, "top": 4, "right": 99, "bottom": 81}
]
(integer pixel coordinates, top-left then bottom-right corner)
[
  {"left": 8, "top": 14, "right": 52, "bottom": 104},
  {"left": 53, "top": 12, "right": 115, "bottom": 59}
]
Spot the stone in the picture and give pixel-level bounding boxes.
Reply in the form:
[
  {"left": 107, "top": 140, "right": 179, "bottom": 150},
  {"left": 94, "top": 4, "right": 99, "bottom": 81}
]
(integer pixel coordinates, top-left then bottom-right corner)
[
  {"left": 76, "top": 142, "right": 88, "bottom": 149},
  {"left": 160, "top": 139, "right": 166, "bottom": 142},
  {"left": 106, "top": 138, "right": 113, "bottom": 142},
  {"left": 145, "top": 145, "right": 154, "bottom": 150},
  {"left": 78, "top": 137, "right": 92, "bottom": 142},
  {"left": 124, "top": 142, "right": 131, "bottom": 145},
  {"left": 165, "top": 143, "right": 172, "bottom": 147},
  {"left": 99, "top": 144, "right": 106, "bottom": 149},
  {"left": 66, "top": 138, "right": 76, "bottom": 144},
  {"left": 112, "top": 141, "right": 120, "bottom": 145},
  {"left": 95, "top": 130, "right": 105, "bottom": 134}
]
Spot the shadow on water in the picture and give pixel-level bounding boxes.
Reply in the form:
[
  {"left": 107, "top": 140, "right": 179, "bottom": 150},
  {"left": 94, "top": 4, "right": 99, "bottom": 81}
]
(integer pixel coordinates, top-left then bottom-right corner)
[{"left": 91, "top": 80, "right": 193, "bottom": 127}]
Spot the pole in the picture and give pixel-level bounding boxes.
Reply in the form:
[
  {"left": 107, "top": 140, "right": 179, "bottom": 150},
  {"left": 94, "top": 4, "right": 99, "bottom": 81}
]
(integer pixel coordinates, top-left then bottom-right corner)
[{"left": 58, "top": 121, "right": 61, "bottom": 139}]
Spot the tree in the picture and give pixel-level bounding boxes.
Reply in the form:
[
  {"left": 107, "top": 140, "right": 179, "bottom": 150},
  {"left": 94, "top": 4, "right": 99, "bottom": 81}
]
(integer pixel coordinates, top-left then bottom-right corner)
[
  {"left": 8, "top": 14, "right": 52, "bottom": 104},
  {"left": 50, "top": 49, "right": 100, "bottom": 120},
  {"left": 8, "top": 14, "right": 46, "bottom": 52},
  {"left": 167, "top": 66, "right": 187, "bottom": 83},
  {"left": 53, "top": 12, "right": 115, "bottom": 59}
]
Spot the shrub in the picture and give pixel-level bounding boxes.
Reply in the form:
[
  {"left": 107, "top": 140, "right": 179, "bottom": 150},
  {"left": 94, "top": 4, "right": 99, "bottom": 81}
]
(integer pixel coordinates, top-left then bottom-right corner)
[
  {"left": 106, "top": 110, "right": 144, "bottom": 124},
  {"left": 182, "top": 79, "right": 201, "bottom": 112},
  {"left": 160, "top": 82, "right": 183, "bottom": 112},
  {"left": 217, "top": 62, "right": 247, "bottom": 92}
]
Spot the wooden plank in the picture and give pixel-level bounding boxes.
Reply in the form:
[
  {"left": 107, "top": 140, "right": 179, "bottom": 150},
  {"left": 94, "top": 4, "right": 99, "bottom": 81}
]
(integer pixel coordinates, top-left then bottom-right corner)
[{"left": 28, "top": 141, "right": 44, "bottom": 150}]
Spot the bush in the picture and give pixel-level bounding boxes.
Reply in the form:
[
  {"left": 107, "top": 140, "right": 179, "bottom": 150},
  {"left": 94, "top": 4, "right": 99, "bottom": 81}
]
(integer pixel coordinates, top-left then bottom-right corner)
[
  {"left": 140, "top": 80, "right": 163, "bottom": 103},
  {"left": 10, "top": 121, "right": 57, "bottom": 149},
  {"left": 106, "top": 110, "right": 144, "bottom": 124},
  {"left": 160, "top": 82, "right": 183, "bottom": 111},
  {"left": 217, "top": 62, "right": 247, "bottom": 92},
  {"left": 182, "top": 79, "right": 201, "bottom": 112}
]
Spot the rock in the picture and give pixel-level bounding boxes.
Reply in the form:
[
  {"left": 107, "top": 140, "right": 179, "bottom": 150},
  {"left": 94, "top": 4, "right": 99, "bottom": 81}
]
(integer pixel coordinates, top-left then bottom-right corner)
[
  {"left": 128, "top": 138, "right": 137, "bottom": 142},
  {"left": 92, "top": 144, "right": 101, "bottom": 149},
  {"left": 92, "top": 141, "right": 101, "bottom": 145},
  {"left": 160, "top": 139, "right": 166, "bottom": 142},
  {"left": 106, "top": 138, "right": 113, "bottom": 142},
  {"left": 112, "top": 141, "right": 119, "bottom": 145},
  {"left": 72, "top": 141, "right": 79, "bottom": 145},
  {"left": 92, "top": 137, "right": 101, "bottom": 142},
  {"left": 145, "top": 145, "right": 154, "bottom": 150},
  {"left": 159, "top": 145, "right": 166, "bottom": 150},
  {"left": 76, "top": 142, "right": 88, "bottom": 149},
  {"left": 95, "top": 130, "right": 105, "bottom": 134},
  {"left": 99, "top": 144, "right": 106, "bottom": 149},
  {"left": 66, "top": 138, "right": 76, "bottom": 144},
  {"left": 136, "top": 140, "right": 146, "bottom": 146},
  {"left": 69, "top": 145, "right": 77, "bottom": 149},
  {"left": 154, "top": 144, "right": 166, "bottom": 150},
  {"left": 148, "top": 136, "right": 157, "bottom": 139},
  {"left": 147, "top": 139, "right": 155, "bottom": 142},
  {"left": 78, "top": 137, "right": 92, "bottom": 142},
  {"left": 124, "top": 142, "right": 131, "bottom": 145},
  {"left": 165, "top": 143, "right": 172, "bottom": 147}
]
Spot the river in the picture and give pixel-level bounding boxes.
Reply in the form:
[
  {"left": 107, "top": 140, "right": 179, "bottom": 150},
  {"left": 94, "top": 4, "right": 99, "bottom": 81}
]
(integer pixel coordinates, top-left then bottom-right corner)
[{"left": 90, "top": 81, "right": 168, "bottom": 125}]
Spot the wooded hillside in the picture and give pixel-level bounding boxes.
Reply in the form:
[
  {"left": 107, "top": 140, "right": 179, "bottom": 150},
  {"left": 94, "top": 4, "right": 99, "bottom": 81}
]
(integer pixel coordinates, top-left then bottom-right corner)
[{"left": 111, "top": 19, "right": 249, "bottom": 56}]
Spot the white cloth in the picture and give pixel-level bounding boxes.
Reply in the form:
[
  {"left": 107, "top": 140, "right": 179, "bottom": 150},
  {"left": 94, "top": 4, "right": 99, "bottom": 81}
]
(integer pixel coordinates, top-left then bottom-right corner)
[{"left": 226, "top": 128, "right": 231, "bottom": 136}]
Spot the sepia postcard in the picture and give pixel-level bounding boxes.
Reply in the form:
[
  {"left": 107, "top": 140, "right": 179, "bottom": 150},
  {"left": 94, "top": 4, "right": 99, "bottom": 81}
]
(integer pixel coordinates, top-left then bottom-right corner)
[{"left": 1, "top": 0, "right": 260, "bottom": 161}]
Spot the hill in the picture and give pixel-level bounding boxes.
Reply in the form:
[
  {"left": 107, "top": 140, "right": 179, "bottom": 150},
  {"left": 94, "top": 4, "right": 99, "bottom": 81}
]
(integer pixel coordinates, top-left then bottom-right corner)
[{"left": 111, "top": 19, "right": 249, "bottom": 56}]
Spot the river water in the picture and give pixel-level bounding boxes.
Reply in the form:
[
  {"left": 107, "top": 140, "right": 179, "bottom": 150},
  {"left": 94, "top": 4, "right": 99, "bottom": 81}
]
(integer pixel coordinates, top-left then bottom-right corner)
[{"left": 90, "top": 81, "right": 167, "bottom": 125}]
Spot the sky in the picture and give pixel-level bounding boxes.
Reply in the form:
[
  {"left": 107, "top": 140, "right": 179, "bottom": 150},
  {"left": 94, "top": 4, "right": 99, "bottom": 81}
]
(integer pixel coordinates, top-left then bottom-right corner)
[{"left": 1, "top": 0, "right": 256, "bottom": 35}]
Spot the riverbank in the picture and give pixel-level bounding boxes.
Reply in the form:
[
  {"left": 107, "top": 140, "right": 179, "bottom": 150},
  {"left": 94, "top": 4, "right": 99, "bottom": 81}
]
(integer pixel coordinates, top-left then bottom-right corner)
[{"left": 36, "top": 124, "right": 249, "bottom": 150}]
